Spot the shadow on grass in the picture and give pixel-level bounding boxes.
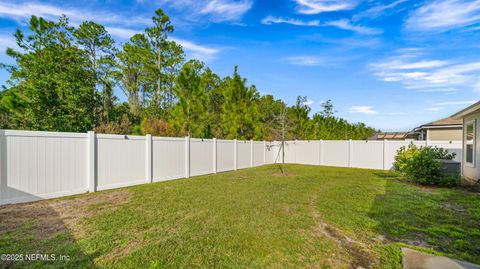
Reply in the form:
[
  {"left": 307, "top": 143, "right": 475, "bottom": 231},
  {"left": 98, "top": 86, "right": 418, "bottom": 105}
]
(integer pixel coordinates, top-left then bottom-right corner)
[
  {"left": 368, "top": 174, "right": 480, "bottom": 264},
  {"left": 0, "top": 198, "right": 103, "bottom": 268}
]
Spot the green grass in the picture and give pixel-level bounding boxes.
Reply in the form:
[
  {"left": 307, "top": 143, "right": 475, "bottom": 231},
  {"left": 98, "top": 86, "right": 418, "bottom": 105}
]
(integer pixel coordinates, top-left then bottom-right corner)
[{"left": 1, "top": 164, "right": 479, "bottom": 268}]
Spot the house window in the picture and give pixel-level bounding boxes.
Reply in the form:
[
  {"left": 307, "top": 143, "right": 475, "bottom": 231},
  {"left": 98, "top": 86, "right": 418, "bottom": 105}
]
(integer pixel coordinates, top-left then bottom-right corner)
[{"left": 466, "top": 120, "right": 475, "bottom": 166}]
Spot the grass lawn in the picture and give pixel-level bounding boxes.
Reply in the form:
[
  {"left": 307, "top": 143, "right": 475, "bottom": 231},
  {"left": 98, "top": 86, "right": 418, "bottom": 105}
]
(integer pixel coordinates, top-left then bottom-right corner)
[{"left": 1, "top": 164, "right": 479, "bottom": 268}]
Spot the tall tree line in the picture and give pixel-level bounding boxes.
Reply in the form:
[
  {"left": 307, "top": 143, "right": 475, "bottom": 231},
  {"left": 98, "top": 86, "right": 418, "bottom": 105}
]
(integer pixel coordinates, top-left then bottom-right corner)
[{"left": 0, "top": 9, "right": 378, "bottom": 140}]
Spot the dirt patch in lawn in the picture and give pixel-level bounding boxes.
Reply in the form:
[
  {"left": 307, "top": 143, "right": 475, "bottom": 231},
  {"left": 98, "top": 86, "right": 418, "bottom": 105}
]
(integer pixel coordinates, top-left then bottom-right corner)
[
  {"left": 0, "top": 190, "right": 132, "bottom": 240},
  {"left": 310, "top": 196, "right": 378, "bottom": 269}
]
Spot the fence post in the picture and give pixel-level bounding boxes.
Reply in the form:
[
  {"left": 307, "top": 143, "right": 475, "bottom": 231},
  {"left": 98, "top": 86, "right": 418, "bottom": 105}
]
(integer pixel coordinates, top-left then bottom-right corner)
[
  {"left": 319, "top": 140, "right": 323, "bottom": 166},
  {"left": 383, "top": 139, "right": 388, "bottom": 170},
  {"left": 146, "top": 134, "right": 152, "bottom": 183},
  {"left": 0, "top": 130, "right": 5, "bottom": 203},
  {"left": 185, "top": 136, "right": 190, "bottom": 178},
  {"left": 213, "top": 138, "right": 217, "bottom": 174},
  {"left": 87, "top": 131, "right": 96, "bottom": 192},
  {"left": 263, "top": 140, "right": 266, "bottom": 164},
  {"left": 348, "top": 139, "right": 353, "bottom": 167},
  {"left": 294, "top": 139, "right": 298, "bottom": 164},
  {"left": 250, "top": 140, "right": 254, "bottom": 167},
  {"left": 234, "top": 139, "right": 238, "bottom": 170}
]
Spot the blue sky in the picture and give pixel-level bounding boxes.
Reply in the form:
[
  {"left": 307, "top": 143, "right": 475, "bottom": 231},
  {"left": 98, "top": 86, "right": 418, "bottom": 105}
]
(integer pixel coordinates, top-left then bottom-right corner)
[{"left": 0, "top": 0, "right": 480, "bottom": 131}]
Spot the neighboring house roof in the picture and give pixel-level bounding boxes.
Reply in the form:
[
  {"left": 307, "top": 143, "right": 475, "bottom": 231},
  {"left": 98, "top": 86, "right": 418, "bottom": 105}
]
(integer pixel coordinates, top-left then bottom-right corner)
[
  {"left": 451, "top": 101, "right": 480, "bottom": 119},
  {"left": 414, "top": 117, "right": 462, "bottom": 131},
  {"left": 371, "top": 132, "right": 415, "bottom": 140}
]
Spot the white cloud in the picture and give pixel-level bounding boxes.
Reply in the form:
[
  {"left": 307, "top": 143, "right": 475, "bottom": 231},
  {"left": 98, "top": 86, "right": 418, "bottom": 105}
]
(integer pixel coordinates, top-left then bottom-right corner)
[
  {"left": 284, "top": 56, "right": 325, "bottom": 66},
  {"left": 294, "top": 0, "right": 358, "bottom": 14},
  {"left": 372, "top": 59, "right": 450, "bottom": 70},
  {"left": 0, "top": 34, "right": 16, "bottom": 50},
  {"left": 348, "top": 106, "right": 379, "bottom": 115},
  {"left": 102, "top": 28, "right": 221, "bottom": 61},
  {"left": 406, "top": 0, "right": 480, "bottom": 32},
  {"left": 325, "top": 19, "right": 382, "bottom": 35},
  {"left": 354, "top": 0, "right": 408, "bottom": 20},
  {"left": 262, "top": 16, "right": 380, "bottom": 35},
  {"left": 0, "top": 1, "right": 151, "bottom": 26},
  {"left": 105, "top": 27, "right": 139, "bottom": 40},
  {"left": 371, "top": 50, "right": 480, "bottom": 92},
  {"left": 200, "top": 0, "right": 252, "bottom": 22},
  {"left": 435, "top": 100, "right": 476, "bottom": 106},
  {"left": 171, "top": 37, "right": 220, "bottom": 61},
  {"left": 426, "top": 100, "right": 476, "bottom": 112},
  {"left": 261, "top": 16, "right": 320, "bottom": 26},
  {"left": 160, "top": 0, "right": 252, "bottom": 22}
]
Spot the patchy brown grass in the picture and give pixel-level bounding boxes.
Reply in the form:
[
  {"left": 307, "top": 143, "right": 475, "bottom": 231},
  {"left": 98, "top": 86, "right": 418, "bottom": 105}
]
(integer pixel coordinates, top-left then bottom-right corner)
[
  {"left": 310, "top": 196, "right": 379, "bottom": 269},
  {"left": 0, "top": 189, "right": 132, "bottom": 241}
]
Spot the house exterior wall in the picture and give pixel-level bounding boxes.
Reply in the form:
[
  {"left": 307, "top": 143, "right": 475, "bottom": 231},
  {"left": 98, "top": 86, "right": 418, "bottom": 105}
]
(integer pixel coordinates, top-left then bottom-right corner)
[
  {"left": 426, "top": 128, "right": 462, "bottom": 141},
  {"left": 462, "top": 112, "right": 480, "bottom": 184}
]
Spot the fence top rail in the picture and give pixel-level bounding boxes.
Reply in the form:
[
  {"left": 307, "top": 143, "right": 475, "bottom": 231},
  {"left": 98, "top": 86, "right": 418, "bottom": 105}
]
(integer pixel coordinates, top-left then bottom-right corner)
[
  {"left": 152, "top": 136, "right": 185, "bottom": 141},
  {"left": 0, "top": 129, "right": 88, "bottom": 138},
  {"left": 96, "top": 134, "right": 145, "bottom": 140},
  {"left": 190, "top": 138, "right": 213, "bottom": 142}
]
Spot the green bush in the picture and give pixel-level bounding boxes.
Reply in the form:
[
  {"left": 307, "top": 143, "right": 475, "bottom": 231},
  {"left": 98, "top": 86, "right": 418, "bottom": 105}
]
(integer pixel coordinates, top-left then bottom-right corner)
[{"left": 393, "top": 144, "right": 457, "bottom": 187}]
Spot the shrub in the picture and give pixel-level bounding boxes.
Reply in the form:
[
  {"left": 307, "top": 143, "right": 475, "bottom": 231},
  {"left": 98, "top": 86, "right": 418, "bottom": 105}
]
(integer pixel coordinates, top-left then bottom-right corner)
[{"left": 393, "top": 144, "right": 457, "bottom": 187}]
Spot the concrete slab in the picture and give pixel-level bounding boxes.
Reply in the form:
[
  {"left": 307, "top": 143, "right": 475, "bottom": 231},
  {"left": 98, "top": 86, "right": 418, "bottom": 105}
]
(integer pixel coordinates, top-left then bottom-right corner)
[{"left": 402, "top": 248, "right": 480, "bottom": 269}]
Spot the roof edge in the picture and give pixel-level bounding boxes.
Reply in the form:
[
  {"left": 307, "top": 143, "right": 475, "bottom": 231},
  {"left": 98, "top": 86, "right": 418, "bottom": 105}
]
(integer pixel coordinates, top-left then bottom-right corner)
[{"left": 451, "top": 101, "right": 480, "bottom": 119}]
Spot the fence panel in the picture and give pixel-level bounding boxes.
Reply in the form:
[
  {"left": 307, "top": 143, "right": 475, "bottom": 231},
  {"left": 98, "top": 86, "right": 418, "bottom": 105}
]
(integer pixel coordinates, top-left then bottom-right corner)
[
  {"left": 0, "top": 130, "right": 88, "bottom": 204},
  {"left": 351, "top": 141, "right": 384, "bottom": 169},
  {"left": 190, "top": 138, "right": 214, "bottom": 176},
  {"left": 253, "top": 141, "right": 264, "bottom": 166},
  {"left": 217, "top": 139, "right": 234, "bottom": 172},
  {"left": 428, "top": 140, "right": 462, "bottom": 162},
  {"left": 295, "top": 141, "right": 320, "bottom": 165},
  {"left": 322, "top": 141, "right": 349, "bottom": 167},
  {"left": 384, "top": 141, "right": 412, "bottom": 170},
  {"left": 237, "top": 140, "right": 251, "bottom": 169},
  {"left": 281, "top": 141, "right": 296, "bottom": 163},
  {"left": 265, "top": 142, "right": 280, "bottom": 164},
  {"left": 96, "top": 134, "right": 146, "bottom": 190},
  {"left": 152, "top": 137, "right": 186, "bottom": 182}
]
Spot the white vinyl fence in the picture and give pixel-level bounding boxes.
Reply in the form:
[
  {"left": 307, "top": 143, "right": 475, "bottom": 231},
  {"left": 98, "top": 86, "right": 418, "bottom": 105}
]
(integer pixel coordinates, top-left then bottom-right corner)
[
  {"left": 0, "top": 130, "right": 266, "bottom": 205},
  {"left": 265, "top": 140, "right": 462, "bottom": 170},
  {"left": 0, "top": 129, "right": 462, "bottom": 205}
]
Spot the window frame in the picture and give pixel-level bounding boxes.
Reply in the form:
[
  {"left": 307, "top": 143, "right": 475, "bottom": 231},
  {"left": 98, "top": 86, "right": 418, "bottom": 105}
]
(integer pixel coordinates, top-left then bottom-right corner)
[{"left": 465, "top": 119, "right": 475, "bottom": 167}]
